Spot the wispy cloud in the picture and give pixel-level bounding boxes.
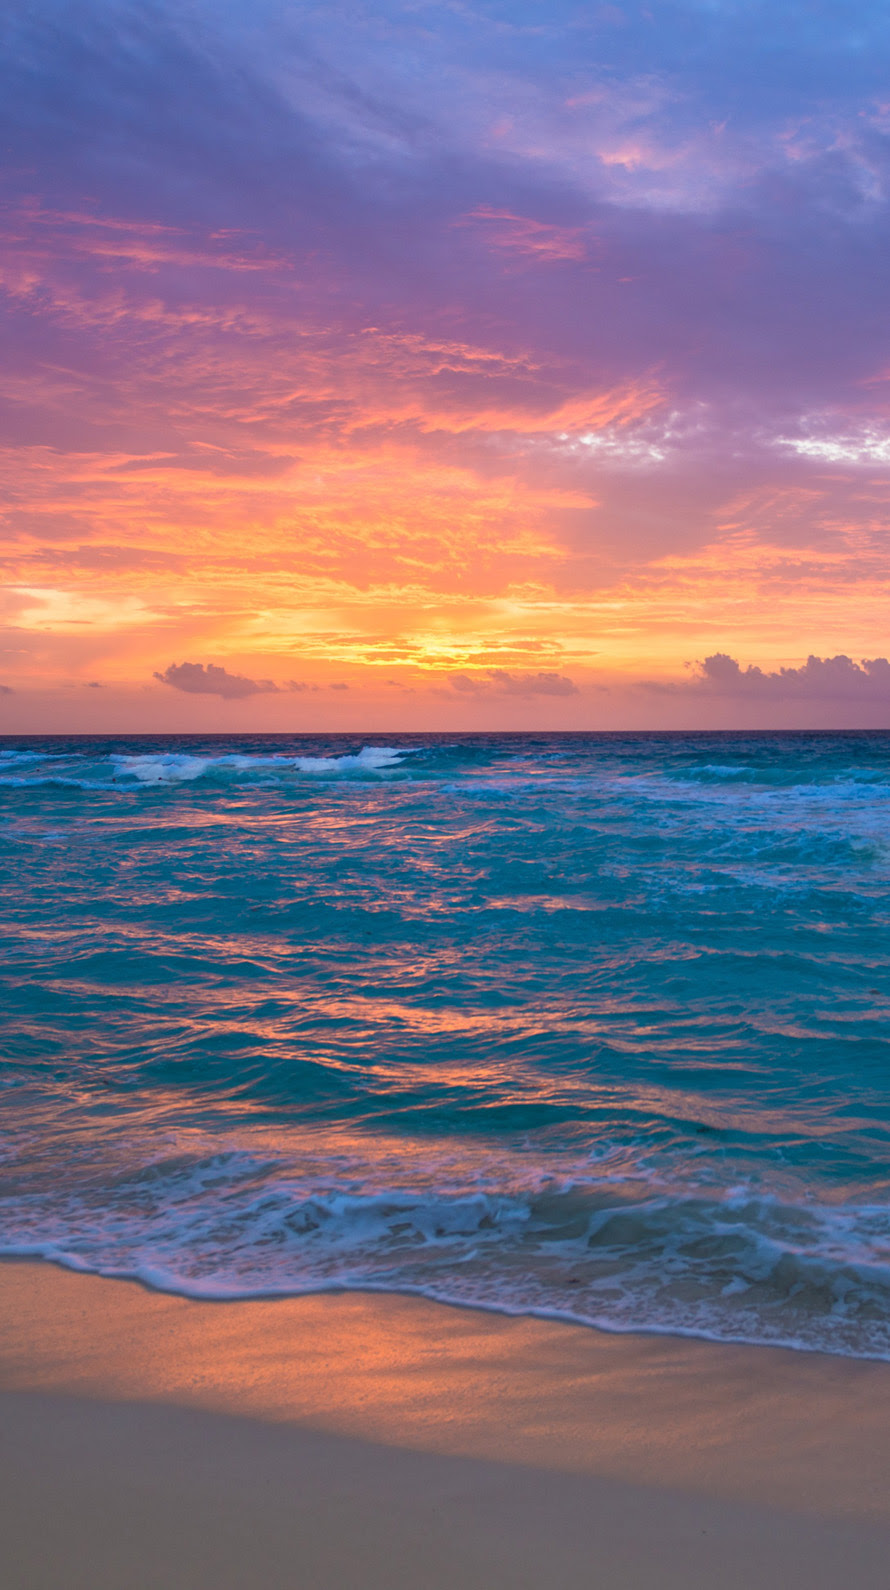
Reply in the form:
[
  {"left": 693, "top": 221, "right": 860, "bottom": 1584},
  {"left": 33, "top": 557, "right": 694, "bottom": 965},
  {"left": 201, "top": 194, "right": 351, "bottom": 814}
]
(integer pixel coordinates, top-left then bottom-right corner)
[
  {"left": 460, "top": 208, "right": 590, "bottom": 263},
  {"left": 451, "top": 669, "right": 578, "bottom": 698}
]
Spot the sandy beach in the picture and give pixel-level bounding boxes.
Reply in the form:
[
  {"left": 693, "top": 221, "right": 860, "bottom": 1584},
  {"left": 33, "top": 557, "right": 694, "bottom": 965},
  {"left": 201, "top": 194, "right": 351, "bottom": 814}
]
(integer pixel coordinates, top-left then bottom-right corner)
[{"left": 2, "top": 1260, "right": 890, "bottom": 1588}]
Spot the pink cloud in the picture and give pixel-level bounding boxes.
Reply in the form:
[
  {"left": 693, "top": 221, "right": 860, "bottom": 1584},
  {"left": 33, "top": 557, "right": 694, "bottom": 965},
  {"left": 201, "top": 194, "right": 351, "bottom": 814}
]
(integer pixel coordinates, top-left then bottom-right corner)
[{"left": 461, "top": 207, "right": 590, "bottom": 263}]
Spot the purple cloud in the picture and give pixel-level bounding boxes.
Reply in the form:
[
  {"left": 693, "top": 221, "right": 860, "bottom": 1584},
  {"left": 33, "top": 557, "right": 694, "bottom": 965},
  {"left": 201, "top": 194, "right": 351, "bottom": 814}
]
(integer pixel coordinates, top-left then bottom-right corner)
[
  {"left": 656, "top": 653, "right": 890, "bottom": 700},
  {"left": 153, "top": 662, "right": 280, "bottom": 699}
]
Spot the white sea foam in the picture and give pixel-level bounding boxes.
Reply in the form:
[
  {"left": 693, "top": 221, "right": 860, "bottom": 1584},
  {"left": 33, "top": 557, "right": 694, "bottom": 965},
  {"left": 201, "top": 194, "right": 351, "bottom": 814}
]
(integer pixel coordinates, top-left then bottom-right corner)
[
  {"left": 282, "top": 745, "right": 408, "bottom": 775},
  {"left": 110, "top": 745, "right": 411, "bottom": 784},
  {"left": 113, "top": 753, "right": 211, "bottom": 783},
  {"left": 4, "top": 1137, "right": 890, "bottom": 1359}
]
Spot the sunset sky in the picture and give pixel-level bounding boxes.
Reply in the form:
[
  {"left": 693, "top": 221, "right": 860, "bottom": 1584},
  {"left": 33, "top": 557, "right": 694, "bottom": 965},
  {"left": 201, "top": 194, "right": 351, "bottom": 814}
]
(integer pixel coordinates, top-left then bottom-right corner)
[{"left": 2, "top": 0, "right": 890, "bottom": 730}]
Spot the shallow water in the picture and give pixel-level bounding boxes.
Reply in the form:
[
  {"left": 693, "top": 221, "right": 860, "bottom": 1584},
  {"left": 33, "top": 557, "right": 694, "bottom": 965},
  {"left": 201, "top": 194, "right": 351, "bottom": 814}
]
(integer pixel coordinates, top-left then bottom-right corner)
[{"left": 2, "top": 731, "right": 890, "bottom": 1357}]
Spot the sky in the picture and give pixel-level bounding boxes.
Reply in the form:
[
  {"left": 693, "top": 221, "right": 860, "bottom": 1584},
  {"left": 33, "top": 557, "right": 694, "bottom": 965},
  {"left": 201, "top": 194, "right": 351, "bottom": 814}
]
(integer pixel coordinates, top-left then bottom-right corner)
[{"left": 2, "top": 0, "right": 890, "bottom": 730}]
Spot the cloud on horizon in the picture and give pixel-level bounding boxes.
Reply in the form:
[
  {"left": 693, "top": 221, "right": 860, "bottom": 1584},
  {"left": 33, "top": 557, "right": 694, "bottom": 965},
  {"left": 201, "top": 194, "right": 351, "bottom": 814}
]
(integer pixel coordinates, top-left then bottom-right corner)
[{"left": 651, "top": 653, "right": 890, "bottom": 700}]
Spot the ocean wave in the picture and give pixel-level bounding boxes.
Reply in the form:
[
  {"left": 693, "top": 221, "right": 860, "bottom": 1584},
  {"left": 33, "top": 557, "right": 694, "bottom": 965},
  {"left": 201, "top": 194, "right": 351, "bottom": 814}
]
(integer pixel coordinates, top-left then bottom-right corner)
[
  {"left": 110, "top": 745, "right": 412, "bottom": 784},
  {"left": 4, "top": 1143, "right": 890, "bottom": 1358},
  {"left": 0, "top": 775, "right": 114, "bottom": 791},
  {"left": 2, "top": 734, "right": 888, "bottom": 804},
  {"left": 0, "top": 743, "right": 420, "bottom": 792}
]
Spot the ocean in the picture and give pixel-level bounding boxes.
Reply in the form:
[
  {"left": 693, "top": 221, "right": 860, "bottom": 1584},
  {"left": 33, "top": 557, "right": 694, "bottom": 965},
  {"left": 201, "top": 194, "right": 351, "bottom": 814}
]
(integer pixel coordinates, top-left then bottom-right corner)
[{"left": 2, "top": 730, "right": 889, "bottom": 1359}]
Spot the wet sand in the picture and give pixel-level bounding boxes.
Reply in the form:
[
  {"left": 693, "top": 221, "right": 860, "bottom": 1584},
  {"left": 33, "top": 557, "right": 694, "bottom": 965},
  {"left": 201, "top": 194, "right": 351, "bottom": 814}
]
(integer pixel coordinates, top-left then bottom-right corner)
[{"left": 2, "top": 1260, "right": 890, "bottom": 1587}]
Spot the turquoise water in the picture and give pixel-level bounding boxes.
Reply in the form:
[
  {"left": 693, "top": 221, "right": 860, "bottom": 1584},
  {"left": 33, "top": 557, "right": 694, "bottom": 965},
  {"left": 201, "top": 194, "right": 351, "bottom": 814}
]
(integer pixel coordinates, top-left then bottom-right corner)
[{"left": 2, "top": 731, "right": 890, "bottom": 1357}]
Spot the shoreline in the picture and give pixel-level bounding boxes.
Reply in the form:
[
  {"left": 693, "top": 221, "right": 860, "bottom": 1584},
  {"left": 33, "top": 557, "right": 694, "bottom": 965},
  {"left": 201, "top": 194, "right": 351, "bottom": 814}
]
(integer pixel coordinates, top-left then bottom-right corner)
[
  {"left": 4, "top": 1260, "right": 890, "bottom": 1587},
  {"left": 12, "top": 1251, "right": 890, "bottom": 1365}
]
